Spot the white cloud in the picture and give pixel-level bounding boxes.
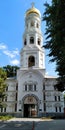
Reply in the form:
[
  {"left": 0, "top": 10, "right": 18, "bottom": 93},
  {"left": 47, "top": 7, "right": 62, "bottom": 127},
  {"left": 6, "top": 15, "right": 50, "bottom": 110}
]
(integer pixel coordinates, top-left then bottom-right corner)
[
  {"left": 10, "top": 59, "right": 20, "bottom": 65},
  {"left": 0, "top": 43, "right": 7, "bottom": 50},
  {"left": 13, "top": 48, "right": 19, "bottom": 55},
  {"left": 0, "top": 42, "right": 20, "bottom": 66},
  {"left": 3, "top": 50, "right": 15, "bottom": 58},
  {"left": 0, "top": 42, "right": 19, "bottom": 58},
  {"left": 3, "top": 48, "right": 19, "bottom": 58}
]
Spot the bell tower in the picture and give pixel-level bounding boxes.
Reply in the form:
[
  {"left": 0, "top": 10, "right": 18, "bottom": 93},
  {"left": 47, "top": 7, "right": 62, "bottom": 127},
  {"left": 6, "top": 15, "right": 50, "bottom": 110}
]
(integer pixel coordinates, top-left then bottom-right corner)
[{"left": 20, "top": 4, "right": 45, "bottom": 70}]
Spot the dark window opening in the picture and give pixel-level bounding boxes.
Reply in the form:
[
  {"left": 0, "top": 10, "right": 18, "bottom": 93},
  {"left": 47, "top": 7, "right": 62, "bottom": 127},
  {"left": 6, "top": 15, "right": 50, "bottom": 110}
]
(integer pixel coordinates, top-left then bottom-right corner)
[
  {"left": 34, "top": 84, "right": 36, "bottom": 91},
  {"left": 30, "top": 37, "right": 34, "bottom": 44},
  {"left": 55, "top": 96, "right": 57, "bottom": 101},
  {"left": 15, "top": 103, "right": 17, "bottom": 112},
  {"left": 31, "top": 21, "right": 34, "bottom": 27},
  {"left": 25, "top": 85, "right": 27, "bottom": 91},
  {"left": 59, "top": 107, "right": 61, "bottom": 112},
  {"left": 44, "top": 103, "right": 46, "bottom": 112},
  {"left": 37, "top": 23, "right": 39, "bottom": 28},
  {"left": 4, "top": 108, "right": 6, "bottom": 112},
  {"left": 55, "top": 107, "right": 57, "bottom": 112},
  {"left": 6, "top": 86, "right": 8, "bottom": 91},
  {"left": 28, "top": 56, "right": 35, "bottom": 67},
  {"left": 15, "top": 93, "right": 17, "bottom": 101},
  {"left": 44, "top": 93, "right": 46, "bottom": 100},
  {"left": 16, "top": 83, "right": 18, "bottom": 91},
  {"left": 1, "top": 108, "right": 3, "bottom": 112},
  {"left": 43, "top": 83, "right": 45, "bottom": 90},
  {"left": 38, "top": 38, "right": 40, "bottom": 45},
  {"left": 5, "top": 96, "right": 7, "bottom": 102},
  {"left": 58, "top": 96, "right": 60, "bottom": 101},
  {"left": 24, "top": 39, "right": 27, "bottom": 45}
]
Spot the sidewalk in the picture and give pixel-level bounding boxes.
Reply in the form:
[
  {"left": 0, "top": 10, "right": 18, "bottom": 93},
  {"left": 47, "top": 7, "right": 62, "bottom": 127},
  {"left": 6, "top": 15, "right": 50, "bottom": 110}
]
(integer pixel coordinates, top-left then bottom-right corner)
[{"left": 8, "top": 117, "right": 53, "bottom": 122}]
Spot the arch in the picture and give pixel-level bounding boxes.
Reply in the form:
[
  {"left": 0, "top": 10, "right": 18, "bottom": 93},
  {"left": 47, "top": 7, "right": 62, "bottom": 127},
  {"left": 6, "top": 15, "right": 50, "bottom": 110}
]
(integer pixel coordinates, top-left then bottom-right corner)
[
  {"left": 22, "top": 94, "right": 39, "bottom": 117},
  {"left": 31, "top": 21, "right": 34, "bottom": 27},
  {"left": 28, "top": 55, "right": 35, "bottom": 67},
  {"left": 22, "top": 94, "right": 39, "bottom": 104},
  {"left": 30, "top": 37, "right": 34, "bottom": 44}
]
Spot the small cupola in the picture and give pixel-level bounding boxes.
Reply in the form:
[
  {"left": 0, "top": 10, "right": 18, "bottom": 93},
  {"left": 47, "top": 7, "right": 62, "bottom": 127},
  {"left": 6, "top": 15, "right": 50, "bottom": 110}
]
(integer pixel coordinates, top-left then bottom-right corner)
[{"left": 25, "top": 3, "right": 41, "bottom": 17}]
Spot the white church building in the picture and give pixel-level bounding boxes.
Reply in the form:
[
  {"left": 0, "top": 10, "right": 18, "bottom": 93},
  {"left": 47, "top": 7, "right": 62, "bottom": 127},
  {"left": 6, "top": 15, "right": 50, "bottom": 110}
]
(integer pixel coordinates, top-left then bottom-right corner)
[{"left": 2, "top": 4, "right": 64, "bottom": 117}]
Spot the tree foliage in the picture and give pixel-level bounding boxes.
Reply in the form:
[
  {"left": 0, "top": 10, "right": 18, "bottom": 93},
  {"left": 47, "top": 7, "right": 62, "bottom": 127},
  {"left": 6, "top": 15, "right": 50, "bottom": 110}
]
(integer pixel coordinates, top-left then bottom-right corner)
[
  {"left": 3, "top": 65, "right": 19, "bottom": 77},
  {"left": 0, "top": 68, "right": 7, "bottom": 108},
  {"left": 43, "top": 0, "right": 65, "bottom": 91}
]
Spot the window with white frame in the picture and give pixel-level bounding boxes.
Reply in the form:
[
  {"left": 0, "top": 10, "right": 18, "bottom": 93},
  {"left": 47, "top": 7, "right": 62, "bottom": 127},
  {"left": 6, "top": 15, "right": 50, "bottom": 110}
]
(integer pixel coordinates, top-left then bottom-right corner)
[
  {"left": 29, "top": 84, "right": 33, "bottom": 91},
  {"left": 24, "top": 84, "right": 37, "bottom": 91}
]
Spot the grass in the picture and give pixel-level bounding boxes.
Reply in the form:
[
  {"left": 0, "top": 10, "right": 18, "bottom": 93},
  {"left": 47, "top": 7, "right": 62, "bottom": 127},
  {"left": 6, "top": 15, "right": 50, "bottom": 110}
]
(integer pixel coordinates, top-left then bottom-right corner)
[{"left": 0, "top": 115, "right": 13, "bottom": 121}]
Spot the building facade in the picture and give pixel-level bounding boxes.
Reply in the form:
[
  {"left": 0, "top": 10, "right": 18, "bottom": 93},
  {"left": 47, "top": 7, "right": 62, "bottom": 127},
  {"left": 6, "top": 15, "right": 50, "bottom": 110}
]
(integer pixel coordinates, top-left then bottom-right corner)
[{"left": 1, "top": 5, "right": 64, "bottom": 117}]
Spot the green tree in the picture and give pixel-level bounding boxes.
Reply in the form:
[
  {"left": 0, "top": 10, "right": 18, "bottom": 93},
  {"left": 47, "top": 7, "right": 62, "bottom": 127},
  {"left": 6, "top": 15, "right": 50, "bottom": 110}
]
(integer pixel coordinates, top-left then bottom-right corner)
[
  {"left": 0, "top": 68, "right": 7, "bottom": 108},
  {"left": 43, "top": 0, "right": 65, "bottom": 91},
  {"left": 3, "top": 65, "right": 19, "bottom": 77}
]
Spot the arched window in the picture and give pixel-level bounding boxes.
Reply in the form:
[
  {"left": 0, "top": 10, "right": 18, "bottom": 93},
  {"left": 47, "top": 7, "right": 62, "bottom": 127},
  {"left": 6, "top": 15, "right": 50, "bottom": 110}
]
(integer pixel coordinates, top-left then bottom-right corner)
[
  {"left": 30, "top": 37, "right": 34, "bottom": 44},
  {"left": 37, "top": 23, "right": 39, "bottom": 28},
  {"left": 38, "top": 38, "right": 41, "bottom": 45},
  {"left": 24, "top": 39, "right": 27, "bottom": 45},
  {"left": 28, "top": 56, "right": 35, "bottom": 67},
  {"left": 31, "top": 21, "right": 34, "bottom": 27}
]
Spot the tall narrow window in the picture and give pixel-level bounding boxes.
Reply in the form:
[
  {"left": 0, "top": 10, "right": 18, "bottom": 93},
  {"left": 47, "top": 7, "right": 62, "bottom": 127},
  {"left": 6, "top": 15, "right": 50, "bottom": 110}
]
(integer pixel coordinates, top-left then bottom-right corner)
[
  {"left": 24, "top": 39, "right": 27, "bottom": 45},
  {"left": 15, "top": 93, "right": 17, "bottom": 101},
  {"left": 58, "top": 96, "right": 60, "bottom": 101},
  {"left": 6, "top": 86, "right": 8, "bottom": 91},
  {"left": 31, "top": 21, "right": 34, "bottom": 27},
  {"left": 43, "top": 83, "right": 45, "bottom": 90},
  {"left": 37, "top": 23, "right": 39, "bottom": 28},
  {"left": 30, "top": 37, "right": 34, "bottom": 44},
  {"left": 25, "top": 85, "right": 27, "bottom": 91},
  {"left": 38, "top": 38, "right": 41, "bottom": 45},
  {"left": 55, "top": 96, "right": 57, "bottom": 101},
  {"left": 34, "top": 84, "right": 36, "bottom": 91},
  {"left": 29, "top": 85, "right": 33, "bottom": 91},
  {"left": 44, "top": 103, "right": 46, "bottom": 112},
  {"left": 28, "top": 56, "right": 35, "bottom": 67},
  {"left": 5, "top": 96, "right": 7, "bottom": 102},
  {"left": 55, "top": 107, "right": 57, "bottom": 112},
  {"left": 59, "top": 107, "right": 61, "bottom": 112},
  {"left": 15, "top": 103, "right": 17, "bottom": 112},
  {"left": 4, "top": 108, "right": 6, "bottom": 112},
  {"left": 44, "top": 93, "right": 46, "bottom": 100},
  {"left": 1, "top": 108, "right": 3, "bottom": 112}
]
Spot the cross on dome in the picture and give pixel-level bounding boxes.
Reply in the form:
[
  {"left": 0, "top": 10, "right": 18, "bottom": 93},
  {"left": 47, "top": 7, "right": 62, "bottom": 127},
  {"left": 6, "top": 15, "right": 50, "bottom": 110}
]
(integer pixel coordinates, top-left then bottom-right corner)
[{"left": 31, "top": 2, "right": 35, "bottom": 8}]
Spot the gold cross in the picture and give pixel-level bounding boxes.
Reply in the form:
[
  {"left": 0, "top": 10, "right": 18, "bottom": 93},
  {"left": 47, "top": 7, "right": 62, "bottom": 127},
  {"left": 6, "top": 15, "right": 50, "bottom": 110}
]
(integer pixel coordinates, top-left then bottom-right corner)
[{"left": 31, "top": 2, "right": 35, "bottom": 8}]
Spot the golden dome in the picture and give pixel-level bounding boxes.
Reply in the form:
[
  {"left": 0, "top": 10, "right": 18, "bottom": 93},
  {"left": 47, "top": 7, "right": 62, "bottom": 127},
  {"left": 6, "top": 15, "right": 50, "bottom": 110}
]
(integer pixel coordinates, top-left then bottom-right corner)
[{"left": 26, "top": 4, "right": 41, "bottom": 17}]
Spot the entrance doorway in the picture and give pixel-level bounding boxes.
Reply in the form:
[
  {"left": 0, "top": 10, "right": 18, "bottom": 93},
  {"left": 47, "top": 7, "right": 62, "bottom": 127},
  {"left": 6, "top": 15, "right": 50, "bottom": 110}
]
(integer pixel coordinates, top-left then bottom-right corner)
[{"left": 24, "top": 104, "right": 37, "bottom": 117}]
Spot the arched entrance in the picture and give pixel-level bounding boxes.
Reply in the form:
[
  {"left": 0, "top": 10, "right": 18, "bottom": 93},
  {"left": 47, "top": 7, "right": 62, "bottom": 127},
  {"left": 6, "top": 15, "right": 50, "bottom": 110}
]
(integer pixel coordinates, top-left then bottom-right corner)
[
  {"left": 28, "top": 56, "right": 35, "bottom": 67},
  {"left": 22, "top": 95, "right": 39, "bottom": 117}
]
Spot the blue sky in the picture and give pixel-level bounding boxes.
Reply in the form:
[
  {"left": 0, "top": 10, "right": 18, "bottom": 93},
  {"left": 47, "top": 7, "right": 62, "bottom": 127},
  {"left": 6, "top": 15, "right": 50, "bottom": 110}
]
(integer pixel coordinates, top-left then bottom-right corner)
[{"left": 0, "top": 0, "right": 57, "bottom": 76}]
